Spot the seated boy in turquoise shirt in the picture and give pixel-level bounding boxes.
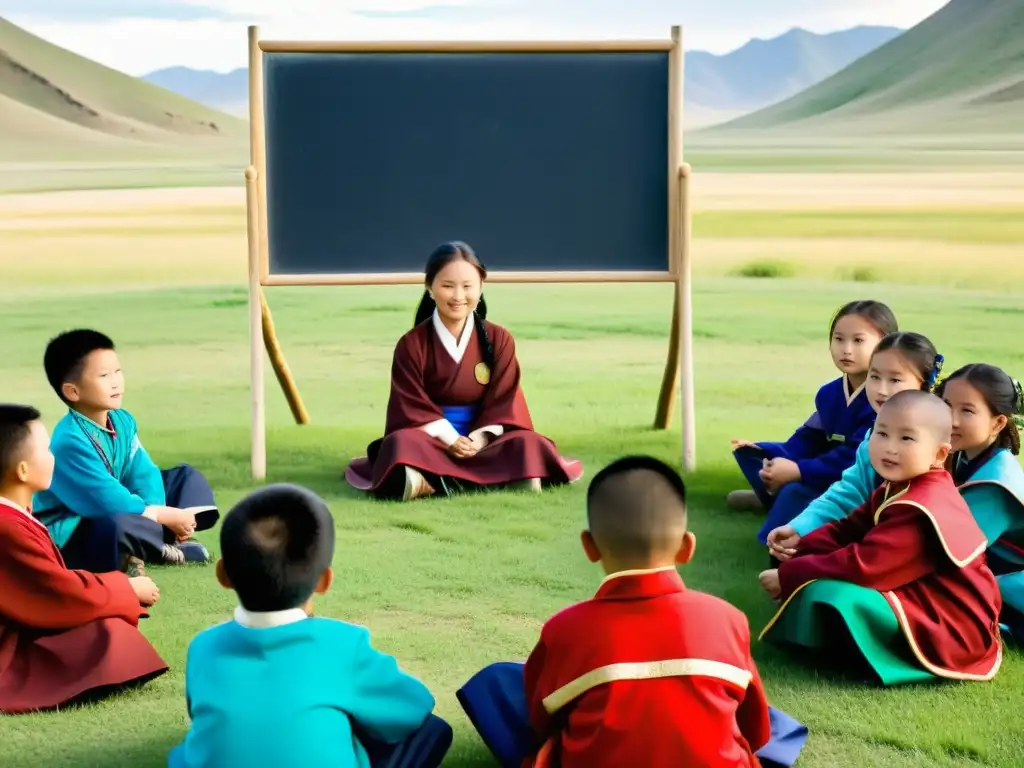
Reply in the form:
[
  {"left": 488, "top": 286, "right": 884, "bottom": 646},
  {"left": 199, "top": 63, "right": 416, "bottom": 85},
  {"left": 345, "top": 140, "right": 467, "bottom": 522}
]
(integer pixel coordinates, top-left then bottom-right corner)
[
  {"left": 168, "top": 483, "right": 453, "bottom": 768},
  {"left": 31, "top": 329, "right": 219, "bottom": 573}
]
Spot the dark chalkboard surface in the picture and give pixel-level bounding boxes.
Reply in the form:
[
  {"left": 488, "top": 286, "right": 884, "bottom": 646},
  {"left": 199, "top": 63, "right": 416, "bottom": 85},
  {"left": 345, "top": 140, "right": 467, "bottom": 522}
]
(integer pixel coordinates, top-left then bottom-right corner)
[{"left": 263, "top": 50, "right": 670, "bottom": 277}]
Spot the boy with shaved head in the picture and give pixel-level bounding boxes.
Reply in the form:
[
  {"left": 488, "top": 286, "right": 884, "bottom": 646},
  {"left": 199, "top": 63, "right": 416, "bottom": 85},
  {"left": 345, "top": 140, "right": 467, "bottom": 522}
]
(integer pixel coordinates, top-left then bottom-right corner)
[
  {"left": 457, "top": 456, "right": 809, "bottom": 768},
  {"left": 760, "top": 390, "right": 1003, "bottom": 685}
]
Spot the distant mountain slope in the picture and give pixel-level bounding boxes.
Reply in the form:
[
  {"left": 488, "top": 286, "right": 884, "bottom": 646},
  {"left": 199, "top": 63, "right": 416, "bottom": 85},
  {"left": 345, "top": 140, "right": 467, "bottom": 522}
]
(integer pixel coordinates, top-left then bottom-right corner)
[
  {"left": 714, "top": 0, "right": 1024, "bottom": 133},
  {"left": 0, "top": 17, "right": 246, "bottom": 160},
  {"left": 141, "top": 25, "right": 903, "bottom": 122},
  {"left": 686, "top": 26, "right": 902, "bottom": 110}
]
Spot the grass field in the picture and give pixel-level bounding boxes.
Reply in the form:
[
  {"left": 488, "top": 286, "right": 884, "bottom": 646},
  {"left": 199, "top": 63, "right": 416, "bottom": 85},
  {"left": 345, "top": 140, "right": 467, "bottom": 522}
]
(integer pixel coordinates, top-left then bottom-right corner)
[{"left": 2, "top": 175, "right": 1024, "bottom": 768}]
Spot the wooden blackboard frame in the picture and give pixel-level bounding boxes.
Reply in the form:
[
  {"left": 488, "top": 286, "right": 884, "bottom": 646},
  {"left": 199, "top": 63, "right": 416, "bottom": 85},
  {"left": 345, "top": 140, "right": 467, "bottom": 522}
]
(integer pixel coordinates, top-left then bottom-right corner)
[{"left": 244, "top": 25, "right": 695, "bottom": 480}]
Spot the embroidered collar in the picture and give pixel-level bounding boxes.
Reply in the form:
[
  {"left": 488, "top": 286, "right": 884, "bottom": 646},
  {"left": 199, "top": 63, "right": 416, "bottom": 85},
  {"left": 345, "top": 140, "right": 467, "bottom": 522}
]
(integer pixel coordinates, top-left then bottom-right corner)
[
  {"left": 71, "top": 409, "right": 117, "bottom": 437},
  {"left": 432, "top": 308, "right": 474, "bottom": 364},
  {"left": 842, "top": 375, "right": 867, "bottom": 406},
  {"left": 0, "top": 495, "right": 48, "bottom": 531},
  {"left": 234, "top": 606, "right": 308, "bottom": 628},
  {"left": 595, "top": 566, "right": 684, "bottom": 601}
]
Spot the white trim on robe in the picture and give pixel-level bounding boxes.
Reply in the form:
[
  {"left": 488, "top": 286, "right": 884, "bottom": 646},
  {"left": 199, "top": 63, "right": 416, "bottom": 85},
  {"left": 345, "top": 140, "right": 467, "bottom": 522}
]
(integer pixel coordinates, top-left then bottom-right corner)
[
  {"left": 234, "top": 606, "right": 308, "bottom": 628},
  {"left": 420, "top": 309, "right": 504, "bottom": 447}
]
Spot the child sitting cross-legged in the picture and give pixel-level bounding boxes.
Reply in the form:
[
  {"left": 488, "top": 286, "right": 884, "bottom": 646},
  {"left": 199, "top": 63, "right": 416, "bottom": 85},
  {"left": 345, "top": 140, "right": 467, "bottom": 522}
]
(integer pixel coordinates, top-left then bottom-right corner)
[
  {"left": 168, "top": 483, "right": 453, "bottom": 768},
  {"left": 455, "top": 456, "right": 808, "bottom": 768},
  {"left": 759, "top": 390, "right": 1004, "bottom": 685},
  {"left": 0, "top": 403, "right": 166, "bottom": 715},
  {"left": 31, "top": 329, "right": 219, "bottom": 573}
]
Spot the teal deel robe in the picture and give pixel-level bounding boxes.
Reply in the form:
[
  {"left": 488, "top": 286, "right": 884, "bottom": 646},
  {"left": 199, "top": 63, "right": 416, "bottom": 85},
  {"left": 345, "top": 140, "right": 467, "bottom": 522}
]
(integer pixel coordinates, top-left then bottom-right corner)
[
  {"left": 168, "top": 611, "right": 437, "bottom": 768},
  {"left": 32, "top": 409, "right": 166, "bottom": 548},
  {"left": 959, "top": 448, "right": 1024, "bottom": 614}
]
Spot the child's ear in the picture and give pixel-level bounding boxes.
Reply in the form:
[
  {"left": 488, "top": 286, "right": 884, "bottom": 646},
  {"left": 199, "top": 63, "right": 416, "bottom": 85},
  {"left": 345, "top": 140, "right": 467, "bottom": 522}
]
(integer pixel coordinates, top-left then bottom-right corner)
[
  {"left": 61, "top": 382, "right": 80, "bottom": 403},
  {"left": 675, "top": 531, "right": 697, "bottom": 566},
  {"left": 934, "top": 442, "right": 952, "bottom": 467},
  {"left": 993, "top": 414, "right": 1009, "bottom": 437},
  {"left": 580, "top": 530, "right": 602, "bottom": 564},
  {"left": 314, "top": 567, "right": 334, "bottom": 595},
  {"left": 215, "top": 558, "right": 232, "bottom": 590},
  {"left": 15, "top": 459, "right": 29, "bottom": 483}
]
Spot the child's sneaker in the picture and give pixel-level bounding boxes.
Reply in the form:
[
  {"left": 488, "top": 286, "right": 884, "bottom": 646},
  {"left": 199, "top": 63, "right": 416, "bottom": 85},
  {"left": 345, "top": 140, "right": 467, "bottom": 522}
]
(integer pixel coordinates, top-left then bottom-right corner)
[
  {"left": 726, "top": 490, "right": 764, "bottom": 512},
  {"left": 162, "top": 544, "right": 186, "bottom": 564},
  {"left": 177, "top": 541, "right": 211, "bottom": 563},
  {"left": 120, "top": 554, "right": 146, "bottom": 578}
]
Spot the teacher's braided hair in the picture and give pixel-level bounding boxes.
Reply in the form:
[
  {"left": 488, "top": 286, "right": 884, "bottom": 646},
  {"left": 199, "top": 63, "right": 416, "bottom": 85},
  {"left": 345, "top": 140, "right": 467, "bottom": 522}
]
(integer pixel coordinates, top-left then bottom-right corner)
[
  {"left": 413, "top": 241, "right": 495, "bottom": 370},
  {"left": 935, "top": 363, "right": 1024, "bottom": 455}
]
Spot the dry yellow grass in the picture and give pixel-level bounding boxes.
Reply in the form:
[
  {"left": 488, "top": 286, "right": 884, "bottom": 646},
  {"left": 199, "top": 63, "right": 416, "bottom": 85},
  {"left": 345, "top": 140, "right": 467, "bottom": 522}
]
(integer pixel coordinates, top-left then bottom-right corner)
[{"left": 3, "top": 172, "right": 1023, "bottom": 293}]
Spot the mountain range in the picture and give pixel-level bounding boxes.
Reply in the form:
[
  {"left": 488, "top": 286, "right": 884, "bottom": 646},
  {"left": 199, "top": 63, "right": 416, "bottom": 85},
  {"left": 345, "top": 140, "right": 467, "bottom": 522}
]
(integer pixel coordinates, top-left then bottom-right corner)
[
  {"left": 2, "top": 0, "right": 1023, "bottom": 169},
  {"left": 141, "top": 25, "right": 903, "bottom": 127},
  {"left": 709, "top": 0, "right": 1024, "bottom": 135}
]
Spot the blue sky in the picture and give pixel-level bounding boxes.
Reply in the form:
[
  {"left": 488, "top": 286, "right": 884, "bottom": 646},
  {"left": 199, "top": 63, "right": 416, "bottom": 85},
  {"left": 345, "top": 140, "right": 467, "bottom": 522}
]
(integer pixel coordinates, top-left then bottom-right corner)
[{"left": 1, "top": 0, "right": 949, "bottom": 75}]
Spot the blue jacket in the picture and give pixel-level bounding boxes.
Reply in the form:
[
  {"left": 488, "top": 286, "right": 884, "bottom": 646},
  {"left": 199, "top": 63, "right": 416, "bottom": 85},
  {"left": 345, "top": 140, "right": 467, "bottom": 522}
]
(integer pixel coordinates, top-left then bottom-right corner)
[
  {"left": 32, "top": 409, "right": 166, "bottom": 547},
  {"left": 790, "top": 429, "right": 876, "bottom": 536},
  {"left": 759, "top": 375, "right": 875, "bottom": 491},
  {"left": 168, "top": 609, "right": 436, "bottom": 768}
]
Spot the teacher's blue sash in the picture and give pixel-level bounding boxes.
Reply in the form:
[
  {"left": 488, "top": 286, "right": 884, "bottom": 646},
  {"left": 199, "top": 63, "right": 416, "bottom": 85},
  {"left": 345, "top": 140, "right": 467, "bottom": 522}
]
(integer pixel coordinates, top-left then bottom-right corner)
[{"left": 442, "top": 404, "right": 479, "bottom": 437}]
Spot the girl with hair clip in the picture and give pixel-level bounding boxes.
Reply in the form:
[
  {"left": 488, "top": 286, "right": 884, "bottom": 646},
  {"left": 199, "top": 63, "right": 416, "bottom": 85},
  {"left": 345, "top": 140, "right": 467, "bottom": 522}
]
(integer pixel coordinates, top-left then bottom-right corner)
[
  {"left": 767, "top": 332, "right": 941, "bottom": 562},
  {"left": 936, "top": 364, "right": 1024, "bottom": 642},
  {"left": 345, "top": 241, "right": 583, "bottom": 501},
  {"left": 729, "top": 300, "right": 899, "bottom": 545}
]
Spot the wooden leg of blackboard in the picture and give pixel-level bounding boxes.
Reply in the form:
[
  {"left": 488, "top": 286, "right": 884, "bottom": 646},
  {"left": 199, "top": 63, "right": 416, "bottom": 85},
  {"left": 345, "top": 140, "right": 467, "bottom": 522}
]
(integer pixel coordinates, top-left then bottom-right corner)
[
  {"left": 653, "top": 291, "right": 680, "bottom": 430},
  {"left": 678, "top": 163, "right": 696, "bottom": 472},
  {"left": 245, "top": 166, "right": 267, "bottom": 481},
  {"left": 259, "top": 288, "right": 311, "bottom": 426}
]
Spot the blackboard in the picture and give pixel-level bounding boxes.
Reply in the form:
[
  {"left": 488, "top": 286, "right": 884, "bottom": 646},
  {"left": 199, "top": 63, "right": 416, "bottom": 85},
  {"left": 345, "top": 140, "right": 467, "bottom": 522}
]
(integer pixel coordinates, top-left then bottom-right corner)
[{"left": 262, "top": 50, "right": 670, "bottom": 276}]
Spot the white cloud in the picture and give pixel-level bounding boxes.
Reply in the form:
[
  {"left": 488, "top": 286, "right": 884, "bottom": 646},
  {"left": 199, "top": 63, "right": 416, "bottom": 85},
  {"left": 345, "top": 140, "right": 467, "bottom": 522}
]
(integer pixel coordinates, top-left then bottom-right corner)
[{"left": 7, "top": 0, "right": 949, "bottom": 75}]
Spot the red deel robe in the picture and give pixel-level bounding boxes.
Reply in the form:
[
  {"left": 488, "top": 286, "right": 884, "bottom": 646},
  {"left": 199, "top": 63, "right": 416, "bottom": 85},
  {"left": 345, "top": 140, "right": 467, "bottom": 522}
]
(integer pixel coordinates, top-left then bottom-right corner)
[
  {"left": 0, "top": 499, "right": 168, "bottom": 714},
  {"left": 523, "top": 568, "right": 771, "bottom": 768},
  {"left": 776, "top": 468, "right": 1003, "bottom": 681},
  {"left": 345, "top": 318, "right": 582, "bottom": 493}
]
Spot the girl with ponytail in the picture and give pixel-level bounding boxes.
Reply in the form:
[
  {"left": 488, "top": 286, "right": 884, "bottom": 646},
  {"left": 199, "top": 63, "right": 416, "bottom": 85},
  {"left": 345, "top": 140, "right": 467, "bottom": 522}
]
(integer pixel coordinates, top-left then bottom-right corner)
[
  {"left": 936, "top": 363, "right": 1024, "bottom": 641},
  {"left": 345, "top": 241, "right": 582, "bottom": 501}
]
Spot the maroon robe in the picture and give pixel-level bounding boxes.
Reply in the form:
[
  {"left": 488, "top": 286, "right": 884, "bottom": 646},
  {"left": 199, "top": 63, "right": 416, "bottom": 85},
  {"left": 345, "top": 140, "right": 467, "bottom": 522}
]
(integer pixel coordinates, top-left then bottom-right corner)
[
  {"left": 775, "top": 468, "right": 1002, "bottom": 681},
  {"left": 0, "top": 500, "right": 168, "bottom": 714},
  {"left": 346, "top": 318, "right": 583, "bottom": 495}
]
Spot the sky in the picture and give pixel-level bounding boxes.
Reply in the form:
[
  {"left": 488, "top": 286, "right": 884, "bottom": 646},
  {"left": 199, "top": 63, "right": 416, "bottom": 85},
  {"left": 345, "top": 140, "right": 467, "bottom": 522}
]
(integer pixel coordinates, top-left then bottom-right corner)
[{"left": 1, "top": 0, "right": 949, "bottom": 76}]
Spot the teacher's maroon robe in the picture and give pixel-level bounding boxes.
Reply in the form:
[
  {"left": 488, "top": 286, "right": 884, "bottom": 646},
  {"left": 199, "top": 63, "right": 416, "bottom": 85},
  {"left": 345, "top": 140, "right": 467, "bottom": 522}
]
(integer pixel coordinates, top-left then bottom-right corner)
[
  {"left": 346, "top": 318, "right": 582, "bottom": 495},
  {"left": 775, "top": 468, "right": 1003, "bottom": 681},
  {"left": 0, "top": 499, "right": 168, "bottom": 714}
]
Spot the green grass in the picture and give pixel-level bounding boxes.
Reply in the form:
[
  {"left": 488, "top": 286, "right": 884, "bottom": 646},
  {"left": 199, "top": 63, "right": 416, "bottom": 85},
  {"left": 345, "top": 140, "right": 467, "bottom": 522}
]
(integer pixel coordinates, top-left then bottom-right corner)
[{"left": 2, "top": 259, "right": 1024, "bottom": 766}]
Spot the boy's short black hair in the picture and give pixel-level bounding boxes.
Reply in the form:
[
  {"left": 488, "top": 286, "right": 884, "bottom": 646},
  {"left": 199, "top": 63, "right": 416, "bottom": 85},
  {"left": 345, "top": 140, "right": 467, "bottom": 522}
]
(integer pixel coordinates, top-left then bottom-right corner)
[
  {"left": 586, "top": 455, "right": 688, "bottom": 563},
  {"left": 43, "top": 329, "right": 115, "bottom": 404},
  {"left": 0, "top": 404, "right": 42, "bottom": 479},
  {"left": 220, "top": 483, "right": 335, "bottom": 612}
]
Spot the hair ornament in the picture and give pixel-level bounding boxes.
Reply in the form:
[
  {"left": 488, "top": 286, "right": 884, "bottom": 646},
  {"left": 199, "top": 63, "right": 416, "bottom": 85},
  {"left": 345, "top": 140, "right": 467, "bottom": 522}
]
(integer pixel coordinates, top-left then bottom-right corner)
[
  {"left": 1012, "top": 377, "right": 1024, "bottom": 416},
  {"left": 926, "top": 353, "right": 944, "bottom": 390}
]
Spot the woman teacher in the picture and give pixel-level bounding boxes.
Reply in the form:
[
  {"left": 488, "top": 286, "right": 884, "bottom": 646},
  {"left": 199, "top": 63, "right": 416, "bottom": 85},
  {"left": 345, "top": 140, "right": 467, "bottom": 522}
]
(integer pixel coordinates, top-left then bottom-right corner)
[{"left": 345, "top": 241, "right": 583, "bottom": 501}]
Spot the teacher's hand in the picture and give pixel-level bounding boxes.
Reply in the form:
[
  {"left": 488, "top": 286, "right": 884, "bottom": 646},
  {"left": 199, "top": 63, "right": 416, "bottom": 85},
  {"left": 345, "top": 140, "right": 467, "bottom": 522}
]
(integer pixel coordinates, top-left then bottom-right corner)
[{"left": 449, "top": 436, "right": 478, "bottom": 459}]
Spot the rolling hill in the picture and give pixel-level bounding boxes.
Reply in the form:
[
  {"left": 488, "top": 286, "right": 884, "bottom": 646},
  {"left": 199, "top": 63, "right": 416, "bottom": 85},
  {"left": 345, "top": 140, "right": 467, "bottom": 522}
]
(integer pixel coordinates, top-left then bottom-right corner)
[
  {"left": 141, "top": 25, "right": 902, "bottom": 127},
  {"left": 0, "top": 17, "right": 247, "bottom": 162},
  {"left": 709, "top": 0, "right": 1024, "bottom": 135}
]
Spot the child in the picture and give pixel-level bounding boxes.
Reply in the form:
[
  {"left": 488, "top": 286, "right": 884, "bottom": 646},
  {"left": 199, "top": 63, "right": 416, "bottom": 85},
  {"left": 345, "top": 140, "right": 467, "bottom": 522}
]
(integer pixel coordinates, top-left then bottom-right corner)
[
  {"left": 168, "top": 483, "right": 452, "bottom": 768},
  {"left": 937, "top": 364, "right": 1024, "bottom": 641},
  {"left": 456, "top": 456, "right": 808, "bottom": 768},
  {"left": 766, "top": 331, "right": 941, "bottom": 560},
  {"left": 727, "top": 300, "right": 898, "bottom": 545},
  {"left": 0, "top": 403, "right": 167, "bottom": 714},
  {"left": 759, "top": 390, "right": 1003, "bottom": 686},
  {"left": 31, "top": 329, "right": 219, "bottom": 572}
]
